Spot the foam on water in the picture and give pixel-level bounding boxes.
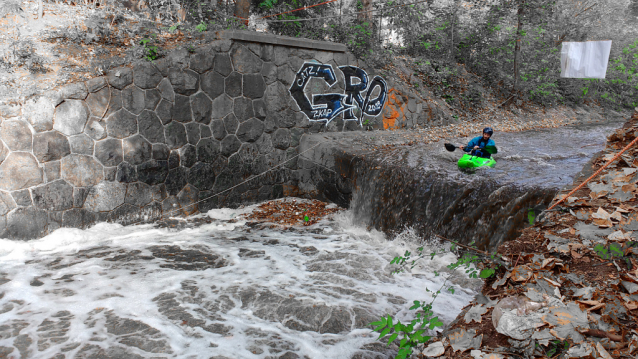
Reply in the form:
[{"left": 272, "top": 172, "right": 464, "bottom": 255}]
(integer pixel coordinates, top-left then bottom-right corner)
[{"left": 0, "top": 204, "right": 478, "bottom": 358}]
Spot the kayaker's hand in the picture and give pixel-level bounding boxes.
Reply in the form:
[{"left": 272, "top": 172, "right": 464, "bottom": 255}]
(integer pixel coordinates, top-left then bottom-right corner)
[
  {"left": 460, "top": 146, "right": 465, "bottom": 150},
  {"left": 473, "top": 145, "right": 479, "bottom": 150}
]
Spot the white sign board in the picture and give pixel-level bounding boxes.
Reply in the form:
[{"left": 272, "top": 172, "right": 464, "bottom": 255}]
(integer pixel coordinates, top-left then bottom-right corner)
[{"left": 560, "top": 41, "right": 612, "bottom": 79}]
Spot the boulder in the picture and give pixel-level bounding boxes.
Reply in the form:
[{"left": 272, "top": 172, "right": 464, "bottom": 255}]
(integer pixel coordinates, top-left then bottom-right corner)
[
  {"left": 31, "top": 180, "right": 74, "bottom": 211},
  {"left": 225, "top": 72, "right": 242, "bottom": 98},
  {"left": 125, "top": 182, "right": 153, "bottom": 207},
  {"left": 133, "top": 62, "right": 163, "bottom": 89},
  {"left": 23, "top": 96, "right": 55, "bottom": 132},
  {"left": 106, "top": 109, "right": 138, "bottom": 139},
  {"left": 168, "top": 68, "right": 200, "bottom": 96},
  {"left": 0, "top": 153, "right": 43, "bottom": 191},
  {"left": 201, "top": 71, "right": 225, "bottom": 101},
  {"left": 33, "top": 131, "right": 71, "bottom": 162},
  {"left": 83, "top": 181, "right": 126, "bottom": 212},
  {"left": 95, "top": 138, "right": 123, "bottom": 167},
  {"left": 122, "top": 86, "right": 146, "bottom": 115},
  {"left": 5, "top": 206, "right": 48, "bottom": 239},
  {"left": 231, "top": 45, "right": 263, "bottom": 74},
  {"left": 138, "top": 110, "right": 165, "bottom": 143},
  {"left": 54, "top": 100, "right": 90, "bottom": 136},
  {"left": 243, "top": 74, "right": 266, "bottom": 99},
  {"left": 60, "top": 154, "right": 104, "bottom": 187},
  {"left": 191, "top": 92, "right": 212, "bottom": 124},
  {"left": 107, "top": 67, "right": 134, "bottom": 90},
  {"left": 69, "top": 134, "right": 95, "bottom": 155},
  {"left": 1, "top": 119, "right": 32, "bottom": 151},
  {"left": 123, "top": 135, "right": 152, "bottom": 165},
  {"left": 236, "top": 118, "right": 264, "bottom": 143}
]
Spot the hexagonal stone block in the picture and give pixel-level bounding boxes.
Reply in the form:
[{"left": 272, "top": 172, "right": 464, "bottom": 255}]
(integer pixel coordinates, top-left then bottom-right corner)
[
  {"left": 188, "top": 162, "right": 215, "bottom": 190},
  {"left": 173, "top": 94, "right": 193, "bottom": 123},
  {"left": 122, "top": 86, "right": 146, "bottom": 115},
  {"left": 165, "top": 167, "right": 188, "bottom": 195},
  {"left": 0, "top": 141, "right": 8, "bottom": 164},
  {"left": 211, "top": 94, "right": 233, "bottom": 120},
  {"left": 177, "top": 184, "right": 199, "bottom": 216},
  {"left": 253, "top": 99, "right": 267, "bottom": 120},
  {"left": 168, "top": 150, "right": 180, "bottom": 169},
  {"left": 231, "top": 46, "right": 263, "bottom": 74},
  {"left": 275, "top": 108, "right": 296, "bottom": 128},
  {"left": 5, "top": 206, "right": 48, "bottom": 239},
  {"left": 86, "top": 86, "right": 110, "bottom": 117},
  {"left": 106, "top": 109, "right": 138, "bottom": 139},
  {"left": 201, "top": 71, "right": 224, "bottom": 101},
  {"left": 95, "top": 138, "right": 123, "bottom": 167},
  {"left": 54, "top": 100, "right": 90, "bottom": 136},
  {"left": 69, "top": 134, "right": 94, "bottom": 155},
  {"left": 137, "top": 160, "right": 169, "bottom": 185},
  {"left": 164, "top": 121, "right": 187, "bottom": 149},
  {"left": 134, "top": 62, "right": 163, "bottom": 89},
  {"left": 243, "top": 74, "right": 266, "bottom": 99},
  {"left": 115, "top": 161, "right": 137, "bottom": 183},
  {"left": 158, "top": 78, "right": 175, "bottom": 102},
  {"left": 0, "top": 153, "right": 43, "bottom": 191},
  {"left": 191, "top": 92, "right": 212, "bottom": 124},
  {"left": 225, "top": 72, "right": 242, "bottom": 98},
  {"left": 211, "top": 119, "right": 227, "bottom": 140},
  {"left": 138, "top": 110, "right": 165, "bottom": 143},
  {"left": 223, "top": 113, "right": 238, "bottom": 134},
  {"left": 23, "top": 96, "right": 55, "bottom": 132},
  {"left": 264, "top": 82, "right": 290, "bottom": 113},
  {"left": 272, "top": 128, "right": 291, "bottom": 150},
  {"left": 85, "top": 116, "right": 107, "bottom": 140},
  {"left": 11, "top": 189, "right": 32, "bottom": 206},
  {"left": 60, "top": 82, "right": 88, "bottom": 100},
  {"left": 237, "top": 118, "right": 264, "bottom": 143},
  {"left": 185, "top": 123, "right": 200, "bottom": 145},
  {"left": 168, "top": 68, "right": 200, "bottom": 96},
  {"left": 84, "top": 181, "right": 126, "bottom": 212},
  {"left": 123, "top": 134, "right": 152, "bottom": 165},
  {"left": 152, "top": 143, "right": 170, "bottom": 160},
  {"left": 214, "top": 53, "right": 233, "bottom": 77},
  {"left": 0, "top": 190, "right": 17, "bottom": 216},
  {"left": 145, "top": 89, "right": 161, "bottom": 110},
  {"left": 125, "top": 182, "right": 153, "bottom": 207},
  {"left": 155, "top": 99, "right": 173, "bottom": 125},
  {"left": 190, "top": 52, "right": 214, "bottom": 73},
  {"left": 201, "top": 124, "right": 212, "bottom": 139},
  {"left": 61, "top": 154, "right": 104, "bottom": 187},
  {"left": 220, "top": 135, "right": 241, "bottom": 157},
  {"left": 261, "top": 62, "right": 277, "bottom": 85},
  {"left": 107, "top": 67, "right": 134, "bottom": 90},
  {"left": 62, "top": 208, "right": 97, "bottom": 229},
  {"left": 1, "top": 119, "right": 32, "bottom": 151},
  {"left": 234, "top": 97, "right": 254, "bottom": 122},
  {"left": 180, "top": 144, "right": 197, "bottom": 168},
  {"left": 44, "top": 161, "right": 61, "bottom": 182},
  {"left": 86, "top": 77, "right": 107, "bottom": 93},
  {"left": 31, "top": 180, "right": 74, "bottom": 211},
  {"left": 197, "top": 138, "right": 221, "bottom": 163}
]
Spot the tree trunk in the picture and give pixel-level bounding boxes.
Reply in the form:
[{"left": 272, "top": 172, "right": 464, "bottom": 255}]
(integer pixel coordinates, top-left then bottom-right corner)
[
  {"left": 235, "top": 0, "right": 250, "bottom": 25},
  {"left": 358, "top": 0, "right": 372, "bottom": 23},
  {"left": 513, "top": 3, "right": 524, "bottom": 95}
]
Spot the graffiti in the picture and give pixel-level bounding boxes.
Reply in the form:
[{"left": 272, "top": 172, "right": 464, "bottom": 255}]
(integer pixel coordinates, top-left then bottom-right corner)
[{"left": 289, "top": 62, "right": 388, "bottom": 126}]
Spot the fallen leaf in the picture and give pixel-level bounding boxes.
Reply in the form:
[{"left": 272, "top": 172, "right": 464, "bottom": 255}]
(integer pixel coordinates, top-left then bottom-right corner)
[
  {"left": 464, "top": 304, "right": 488, "bottom": 324},
  {"left": 592, "top": 207, "right": 611, "bottom": 220},
  {"left": 510, "top": 265, "right": 533, "bottom": 282},
  {"left": 608, "top": 230, "right": 632, "bottom": 241},
  {"left": 448, "top": 328, "right": 483, "bottom": 353},
  {"left": 571, "top": 250, "right": 583, "bottom": 259},
  {"left": 596, "top": 342, "right": 613, "bottom": 359},
  {"left": 542, "top": 302, "right": 588, "bottom": 343}
]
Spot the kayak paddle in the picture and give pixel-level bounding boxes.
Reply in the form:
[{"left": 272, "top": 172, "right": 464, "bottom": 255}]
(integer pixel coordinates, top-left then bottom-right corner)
[{"left": 444, "top": 143, "right": 498, "bottom": 154}]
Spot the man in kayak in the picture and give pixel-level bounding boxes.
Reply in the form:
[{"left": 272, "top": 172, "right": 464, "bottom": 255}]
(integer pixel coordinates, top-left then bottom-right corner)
[{"left": 461, "top": 127, "right": 496, "bottom": 158}]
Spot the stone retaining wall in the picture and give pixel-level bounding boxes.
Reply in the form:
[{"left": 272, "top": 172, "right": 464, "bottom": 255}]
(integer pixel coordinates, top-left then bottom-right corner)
[{"left": 0, "top": 30, "right": 431, "bottom": 240}]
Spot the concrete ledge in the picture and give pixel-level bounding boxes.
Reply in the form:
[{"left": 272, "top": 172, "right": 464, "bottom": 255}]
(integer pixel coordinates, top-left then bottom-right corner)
[{"left": 218, "top": 30, "right": 347, "bottom": 52}]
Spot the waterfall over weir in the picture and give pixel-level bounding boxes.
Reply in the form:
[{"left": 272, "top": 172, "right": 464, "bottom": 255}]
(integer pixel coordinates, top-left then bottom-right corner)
[{"left": 301, "top": 121, "right": 623, "bottom": 251}]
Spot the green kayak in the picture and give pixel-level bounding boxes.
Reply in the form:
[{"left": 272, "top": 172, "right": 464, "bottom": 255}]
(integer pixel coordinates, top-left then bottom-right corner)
[{"left": 458, "top": 154, "right": 496, "bottom": 169}]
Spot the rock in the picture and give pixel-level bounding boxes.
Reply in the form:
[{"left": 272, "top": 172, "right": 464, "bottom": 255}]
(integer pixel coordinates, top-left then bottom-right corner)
[
  {"left": 220, "top": 135, "right": 241, "bottom": 157},
  {"left": 191, "top": 92, "right": 212, "bottom": 124},
  {"left": 211, "top": 119, "right": 226, "bottom": 140},
  {"left": 85, "top": 117, "right": 107, "bottom": 140},
  {"left": 173, "top": 94, "right": 193, "bottom": 123},
  {"left": 164, "top": 121, "right": 187, "bottom": 149},
  {"left": 231, "top": 45, "right": 263, "bottom": 74},
  {"left": 68, "top": 134, "right": 94, "bottom": 155},
  {"left": 0, "top": 119, "right": 32, "bottom": 151},
  {"left": 138, "top": 110, "right": 165, "bottom": 143},
  {"left": 214, "top": 53, "right": 233, "bottom": 77},
  {"left": 73, "top": 187, "right": 88, "bottom": 207},
  {"left": 179, "top": 144, "right": 197, "bottom": 167},
  {"left": 62, "top": 208, "right": 97, "bottom": 229},
  {"left": 223, "top": 113, "right": 238, "bottom": 134},
  {"left": 133, "top": 62, "right": 163, "bottom": 89},
  {"left": 122, "top": 86, "right": 146, "bottom": 115},
  {"left": 86, "top": 77, "right": 107, "bottom": 93},
  {"left": 185, "top": 123, "right": 201, "bottom": 145},
  {"left": 60, "top": 154, "right": 104, "bottom": 187},
  {"left": 264, "top": 82, "right": 290, "bottom": 113},
  {"left": 168, "top": 150, "right": 180, "bottom": 168},
  {"left": 253, "top": 99, "right": 266, "bottom": 120},
  {"left": 106, "top": 109, "right": 138, "bottom": 139},
  {"left": 107, "top": 67, "right": 134, "bottom": 90},
  {"left": 200, "top": 124, "right": 212, "bottom": 138},
  {"left": 168, "top": 68, "right": 199, "bottom": 96},
  {"left": 272, "top": 128, "right": 291, "bottom": 149},
  {"left": 31, "top": 180, "right": 74, "bottom": 211},
  {"left": 59, "top": 82, "right": 88, "bottom": 100},
  {"left": 211, "top": 94, "right": 234, "bottom": 119},
  {"left": 5, "top": 206, "right": 48, "bottom": 239},
  {"left": 225, "top": 72, "right": 242, "bottom": 98},
  {"left": 0, "top": 190, "right": 17, "bottom": 216},
  {"left": 125, "top": 182, "right": 153, "bottom": 207},
  {"left": 23, "top": 96, "right": 55, "bottom": 132},
  {"left": 188, "top": 162, "right": 216, "bottom": 190},
  {"left": 236, "top": 118, "right": 264, "bottom": 143},
  {"left": 276, "top": 108, "right": 296, "bottom": 129},
  {"left": 233, "top": 97, "right": 254, "bottom": 122},
  {"left": 104, "top": 166, "right": 118, "bottom": 181},
  {"left": 243, "top": 74, "right": 266, "bottom": 99},
  {"left": 116, "top": 162, "right": 137, "bottom": 183},
  {"left": 152, "top": 144, "right": 170, "bottom": 160},
  {"left": 189, "top": 52, "right": 214, "bottom": 73},
  {"left": 84, "top": 181, "right": 126, "bottom": 212},
  {"left": 261, "top": 62, "right": 277, "bottom": 85},
  {"left": 85, "top": 87, "right": 110, "bottom": 117},
  {"left": 137, "top": 160, "right": 169, "bottom": 185},
  {"left": 201, "top": 71, "right": 224, "bottom": 101},
  {"left": 165, "top": 167, "right": 188, "bottom": 195},
  {"left": 123, "top": 135, "right": 152, "bottom": 165},
  {"left": 177, "top": 184, "right": 199, "bottom": 215},
  {"left": 44, "top": 161, "right": 61, "bottom": 182},
  {"left": 197, "top": 138, "right": 221, "bottom": 162},
  {"left": 0, "top": 140, "right": 7, "bottom": 164},
  {"left": 156, "top": 99, "right": 173, "bottom": 125},
  {"left": 145, "top": 89, "right": 161, "bottom": 110},
  {"left": 157, "top": 78, "right": 175, "bottom": 102},
  {"left": 422, "top": 342, "right": 445, "bottom": 357},
  {"left": 95, "top": 138, "right": 123, "bottom": 166},
  {"left": 0, "top": 153, "right": 43, "bottom": 191},
  {"left": 11, "top": 190, "right": 31, "bottom": 207}
]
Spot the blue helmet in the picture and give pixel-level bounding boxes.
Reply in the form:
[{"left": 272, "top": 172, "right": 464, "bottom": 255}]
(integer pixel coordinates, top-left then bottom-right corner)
[{"left": 483, "top": 127, "right": 494, "bottom": 136}]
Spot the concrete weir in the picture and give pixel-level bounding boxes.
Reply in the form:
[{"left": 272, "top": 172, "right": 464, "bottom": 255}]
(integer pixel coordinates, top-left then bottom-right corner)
[{"left": 0, "top": 30, "right": 439, "bottom": 240}]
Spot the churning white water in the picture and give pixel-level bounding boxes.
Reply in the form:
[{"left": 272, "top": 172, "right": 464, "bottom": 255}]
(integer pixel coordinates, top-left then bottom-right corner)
[{"left": 0, "top": 200, "right": 478, "bottom": 358}]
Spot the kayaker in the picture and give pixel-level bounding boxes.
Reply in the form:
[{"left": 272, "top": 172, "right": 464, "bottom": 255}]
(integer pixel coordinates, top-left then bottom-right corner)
[{"left": 461, "top": 127, "right": 495, "bottom": 158}]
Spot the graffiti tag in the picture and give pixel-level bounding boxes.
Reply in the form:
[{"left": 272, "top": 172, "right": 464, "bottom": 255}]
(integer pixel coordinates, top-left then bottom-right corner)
[{"left": 289, "top": 62, "right": 388, "bottom": 126}]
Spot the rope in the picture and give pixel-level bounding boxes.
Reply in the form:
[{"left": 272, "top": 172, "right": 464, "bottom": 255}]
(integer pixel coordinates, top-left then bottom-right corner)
[
  {"left": 260, "top": 0, "right": 340, "bottom": 19},
  {"left": 547, "top": 135, "right": 638, "bottom": 211}
]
